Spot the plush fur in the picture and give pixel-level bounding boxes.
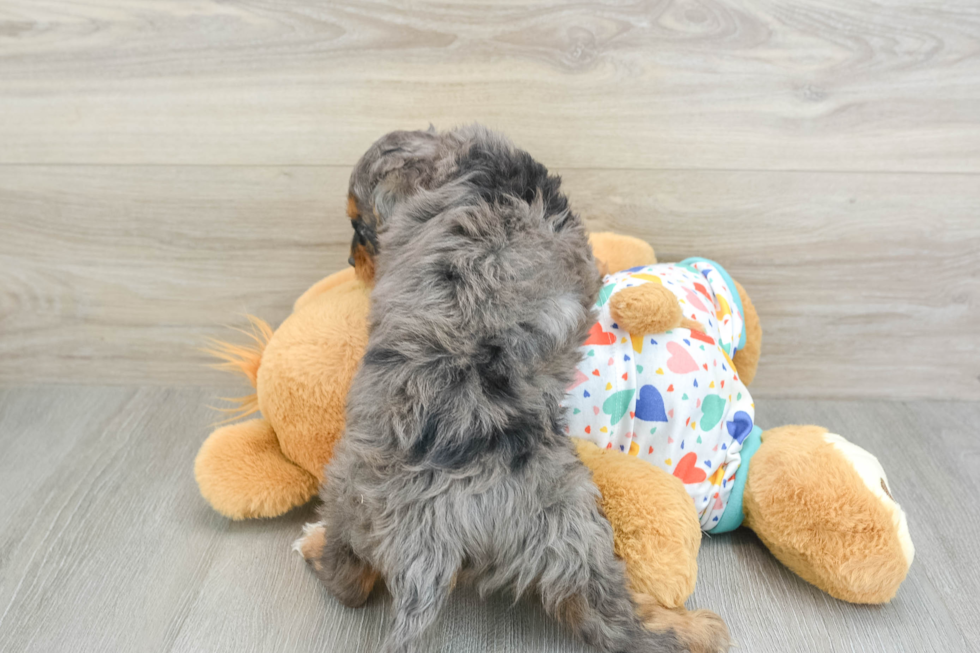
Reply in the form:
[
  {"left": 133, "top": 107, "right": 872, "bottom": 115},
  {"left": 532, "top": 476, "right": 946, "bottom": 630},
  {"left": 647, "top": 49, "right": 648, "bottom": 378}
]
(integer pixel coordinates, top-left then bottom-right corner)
[
  {"left": 573, "top": 439, "right": 700, "bottom": 609},
  {"left": 194, "top": 268, "right": 369, "bottom": 520},
  {"left": 195, "top": 418, "right": 319, "bottom": 519},
  {"left": 743, "top": 425, "right": 910, "bottom": 604},
  {"left": 590, "top": 233, "right": 657, "bottom": 277},
  {"left": 301, "top": 126, "right": 728, "bottom": 653},
  {"left": 609, "top": 283, "right": 686, "bottom": 336}
]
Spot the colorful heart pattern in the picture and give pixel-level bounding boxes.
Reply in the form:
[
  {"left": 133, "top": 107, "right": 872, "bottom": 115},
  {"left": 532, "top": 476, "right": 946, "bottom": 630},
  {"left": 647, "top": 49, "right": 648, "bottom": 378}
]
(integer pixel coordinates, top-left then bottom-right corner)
[
  {"left": 666, "top": 341, "right": 700, "bottom": 374},
  {"left": 699, "top": 394, "right": 726, "bottom": 431},
  {"left": 634, "top": 384, "right": 668, "bottom": 422},
  {"left": 561, "top": 260, "right": 754, "bottom": 531},
  {"left": 584, "top": 322, "right": 617, "bottom": 346},
  {"left": 603, "top": 389, "right": 636, "bottom": 425},
  {"left": 567, "top": 368, "right": 589, "bottom": 391},
  {"left": 672, "top": 452, "right": 707, "bottom": 483}
]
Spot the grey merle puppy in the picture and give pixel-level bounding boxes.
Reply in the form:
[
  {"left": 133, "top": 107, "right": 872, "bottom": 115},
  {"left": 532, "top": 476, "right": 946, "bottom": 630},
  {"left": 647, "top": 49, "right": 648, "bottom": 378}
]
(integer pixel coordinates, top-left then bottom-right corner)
[{"left": 297, "top": 125, "right": 729, "bottom": 653}]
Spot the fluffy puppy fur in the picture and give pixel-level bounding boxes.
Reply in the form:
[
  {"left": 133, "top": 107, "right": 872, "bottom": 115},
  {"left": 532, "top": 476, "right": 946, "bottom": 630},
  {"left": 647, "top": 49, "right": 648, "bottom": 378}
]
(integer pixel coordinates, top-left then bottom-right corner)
[{"left": 299, "top": 126, "right": 728, "bottom": 653}]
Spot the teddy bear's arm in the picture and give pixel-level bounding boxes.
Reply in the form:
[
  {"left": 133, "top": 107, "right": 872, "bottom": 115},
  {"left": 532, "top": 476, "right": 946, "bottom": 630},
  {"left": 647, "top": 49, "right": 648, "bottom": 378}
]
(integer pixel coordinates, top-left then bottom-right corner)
[
  {"left": 609, "top": 284, "right": 689, "bottom": 335},
  {"left": 588, "top": 232, "right": 712, "bottom": 335}
]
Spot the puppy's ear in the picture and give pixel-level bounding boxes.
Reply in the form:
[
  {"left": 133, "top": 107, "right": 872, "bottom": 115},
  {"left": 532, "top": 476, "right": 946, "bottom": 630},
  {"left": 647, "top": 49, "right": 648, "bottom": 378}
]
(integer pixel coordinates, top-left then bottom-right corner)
[
  {"left": 371, "top": 177, "right": 402, "bottom": 224},
  {"left": 351, "top": 128, "right": 444, "bottom": 225}
]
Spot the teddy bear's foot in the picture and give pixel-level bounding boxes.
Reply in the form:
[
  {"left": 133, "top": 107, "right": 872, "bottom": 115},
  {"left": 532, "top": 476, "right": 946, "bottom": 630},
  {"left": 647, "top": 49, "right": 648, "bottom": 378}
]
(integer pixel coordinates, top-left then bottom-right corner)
[
  {"left": 295, "top": 521, "right": 379, "bottom": 609},
  {"left": 194, "top": 418, "right": 320, "bottom": 520},
  {"left": 743, "top": 425, "right": 913, "bottom": 604},
  {"left": 634, "top": 594, "right": 732, "bottom": 653}
]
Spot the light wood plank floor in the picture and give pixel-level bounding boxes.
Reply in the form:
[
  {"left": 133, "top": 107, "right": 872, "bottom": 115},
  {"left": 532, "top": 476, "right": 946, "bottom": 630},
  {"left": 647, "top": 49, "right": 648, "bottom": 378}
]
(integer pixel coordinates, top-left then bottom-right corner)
[{"left": 0, "top": 386, "right": 976, "bottom": 653}]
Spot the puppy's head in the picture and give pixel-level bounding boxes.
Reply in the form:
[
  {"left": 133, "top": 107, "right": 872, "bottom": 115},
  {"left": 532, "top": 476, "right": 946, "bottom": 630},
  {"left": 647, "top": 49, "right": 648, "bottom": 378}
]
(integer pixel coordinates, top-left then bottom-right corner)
[{"left": 346, "top": 127, "right": 443, "bottom": 283}]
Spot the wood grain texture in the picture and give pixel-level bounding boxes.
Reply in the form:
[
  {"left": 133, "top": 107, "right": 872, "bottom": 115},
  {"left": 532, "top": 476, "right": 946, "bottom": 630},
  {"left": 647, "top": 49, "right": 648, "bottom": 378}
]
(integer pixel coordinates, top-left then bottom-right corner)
[
  {"left": 0, "top": 386, "right": 977, "bottom": 652},
  {"left": 1, "top": 0, "right": 979, "bottom": 171},
  {"left": 2, "top": 2, "right": 977, "bottom": 650},
  {"left": 2, "top": 165, "right": 978, "bottom": 399}
]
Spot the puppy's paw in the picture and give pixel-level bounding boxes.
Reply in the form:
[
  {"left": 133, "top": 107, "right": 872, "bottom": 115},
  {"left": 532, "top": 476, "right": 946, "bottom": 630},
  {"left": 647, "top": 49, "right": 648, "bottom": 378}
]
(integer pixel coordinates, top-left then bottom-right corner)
[
  {"left": 634, "top": 594, "right": 731, "bottom": 653},
  {"left": 294, "top": 521, "right": 326, "bottom": 570},
  {"left": 295, "top": 521, "right": 379, "bottom": 609},
  {"left": 680, "top": 609, "right": 731, "bottom": 653}
]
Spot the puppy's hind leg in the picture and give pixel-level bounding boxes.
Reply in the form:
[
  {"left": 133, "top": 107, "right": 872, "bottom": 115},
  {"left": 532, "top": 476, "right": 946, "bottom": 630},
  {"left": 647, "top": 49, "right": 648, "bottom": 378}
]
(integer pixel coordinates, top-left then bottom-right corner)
[
  {"left": 295, "top": 521, "right": 378, "bottom": 609},
  {"left": 535, "top": 490, "right": 730, "bottom": 653},
  {"left": 379, "top": 539, "right": 460, "bottom": 653},
  {"left": 633, "top": 594, "right": 731, "bottom": 653},
  {"left": 539, "top": 539, "right": 679, "bottom": 653}
]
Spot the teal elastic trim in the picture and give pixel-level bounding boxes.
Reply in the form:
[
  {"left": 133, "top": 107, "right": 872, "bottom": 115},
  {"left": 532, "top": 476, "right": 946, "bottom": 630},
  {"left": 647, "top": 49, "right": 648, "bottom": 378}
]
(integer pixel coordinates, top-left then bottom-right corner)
[
  {"left": 678, "top": 257, "right": 746, "bottom": 351},
  {"left": 708, "top": 425, "right": 763, "bottom": 534}
]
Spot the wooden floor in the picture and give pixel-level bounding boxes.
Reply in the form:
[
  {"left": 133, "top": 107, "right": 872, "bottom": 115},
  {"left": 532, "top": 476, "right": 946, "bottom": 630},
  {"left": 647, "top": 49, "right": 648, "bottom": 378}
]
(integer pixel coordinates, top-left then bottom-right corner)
[
  {"left": 2, "top": 1, "right": 979, "bottom": 652},
  {"left": 0, "top": 386, "right": 976, "bottom": 653}
]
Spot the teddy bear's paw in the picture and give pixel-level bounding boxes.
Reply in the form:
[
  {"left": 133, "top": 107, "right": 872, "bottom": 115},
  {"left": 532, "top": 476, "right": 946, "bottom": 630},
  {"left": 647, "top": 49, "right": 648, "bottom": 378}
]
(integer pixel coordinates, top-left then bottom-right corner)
[{"left": 634, "top": 594, "right": 731, "bottom": 653}]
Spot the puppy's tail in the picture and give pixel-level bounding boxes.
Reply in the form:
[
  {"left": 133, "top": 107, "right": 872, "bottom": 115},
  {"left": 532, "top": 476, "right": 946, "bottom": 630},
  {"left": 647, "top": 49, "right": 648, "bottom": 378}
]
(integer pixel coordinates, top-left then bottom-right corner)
[
  {"left": 633, "top": 592, "right": 732, "bottom": 653},
  {"left": 202, "top": 315, "right": 273, "bottom": 423}
]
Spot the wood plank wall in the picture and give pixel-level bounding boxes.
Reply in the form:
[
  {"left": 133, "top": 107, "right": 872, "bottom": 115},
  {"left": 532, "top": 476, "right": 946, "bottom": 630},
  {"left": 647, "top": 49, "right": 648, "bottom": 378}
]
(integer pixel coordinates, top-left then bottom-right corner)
[{"left": 1, "top": 0, "right": 978, "bottom": 398}]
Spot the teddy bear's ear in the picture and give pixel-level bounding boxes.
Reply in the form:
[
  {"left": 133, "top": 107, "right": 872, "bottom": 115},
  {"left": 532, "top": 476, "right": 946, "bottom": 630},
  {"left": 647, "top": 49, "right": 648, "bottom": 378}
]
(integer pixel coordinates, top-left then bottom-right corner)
[{"left": 293, "top": 268, "right": 359, "bottom": 313}]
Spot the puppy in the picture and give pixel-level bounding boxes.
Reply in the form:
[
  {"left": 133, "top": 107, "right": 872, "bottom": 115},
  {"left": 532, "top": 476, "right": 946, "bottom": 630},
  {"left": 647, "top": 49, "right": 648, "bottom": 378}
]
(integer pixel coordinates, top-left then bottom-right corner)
[{"left": 298, "top": 126, "right": 728, "bottom": 653}]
